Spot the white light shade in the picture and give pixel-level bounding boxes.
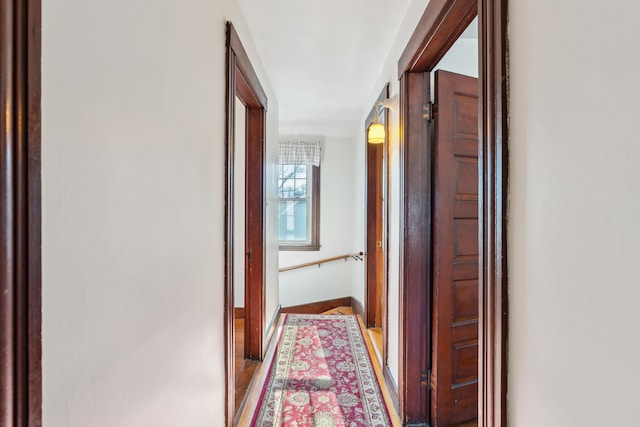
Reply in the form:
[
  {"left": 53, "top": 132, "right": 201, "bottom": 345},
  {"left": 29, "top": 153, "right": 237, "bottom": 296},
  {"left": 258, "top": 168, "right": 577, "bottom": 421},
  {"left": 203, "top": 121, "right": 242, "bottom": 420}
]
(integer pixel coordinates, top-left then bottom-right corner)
[{"left": 368, "top": 123, "right": 385, "bottom": 144}]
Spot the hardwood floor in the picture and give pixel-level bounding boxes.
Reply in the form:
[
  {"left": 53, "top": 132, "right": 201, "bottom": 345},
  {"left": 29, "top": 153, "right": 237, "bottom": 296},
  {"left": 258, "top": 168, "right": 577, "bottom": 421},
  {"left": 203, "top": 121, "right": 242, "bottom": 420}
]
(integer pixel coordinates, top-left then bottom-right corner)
[
  {"left": 234, "top": 306, "right": 477, "bottom": 426},
  {"left": 367, "top": 326, "right": 383, "bottom": 365},
  {"left": 235, "top": 306, "right": 402, "bottom": 426},
  {"left": 234, "top": 318, "right": 260, "bottom": 418}
]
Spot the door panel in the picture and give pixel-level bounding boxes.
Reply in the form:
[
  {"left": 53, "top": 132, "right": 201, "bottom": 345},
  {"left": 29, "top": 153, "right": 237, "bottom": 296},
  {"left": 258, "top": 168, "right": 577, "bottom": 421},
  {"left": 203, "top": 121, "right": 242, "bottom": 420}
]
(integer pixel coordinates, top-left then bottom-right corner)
[
  {"left": 366, "top": 139, "right": 384, "bottom": 327},
  {"left": 431, "top": 70, "right": 479, "bottom": 426}
]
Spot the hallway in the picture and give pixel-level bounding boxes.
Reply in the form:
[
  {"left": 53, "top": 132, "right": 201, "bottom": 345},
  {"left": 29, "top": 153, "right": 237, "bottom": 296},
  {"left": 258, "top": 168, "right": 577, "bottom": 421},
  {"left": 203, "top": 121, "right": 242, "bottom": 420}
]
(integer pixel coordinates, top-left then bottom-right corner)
[
  {"left": 5, "top": 0, "right": 639, "bottom": 425},
  {"left": 234, "top": 307, "right": 401, "bottom": 426}
]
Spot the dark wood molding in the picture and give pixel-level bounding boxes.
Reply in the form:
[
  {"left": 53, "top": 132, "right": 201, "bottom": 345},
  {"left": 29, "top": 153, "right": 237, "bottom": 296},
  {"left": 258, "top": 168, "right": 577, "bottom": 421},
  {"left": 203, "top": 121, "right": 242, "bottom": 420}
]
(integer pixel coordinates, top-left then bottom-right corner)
[
  {"left": 224, "top": 21, "right": 236, "bottom": 427},
  {"left": 227, "top": 23, "right": 267, "bottom": 110},
  {"left": 1, "top": 0, "right": 42, "bottom": 425},
  {"left": 351, "top": 297, "right": 364, "bottom": 319},
  {"left": 225, "top": 21, "right": 268, "bottom": 427},
  {"left": 396, "top": 0, "right": 508, "bottom": 425},
  {"left": 311, "top": 165, "right": 320, "bottom": 249},
  {"left": 478, "top": 0, "right": 508, "bottom": 425},
  {"left": 244, "top": 106, "right": 265, "bottom": 361},
  {"left": 281, "top": 297, "right": 352, "bottom": 315},
  {"left": 398, "top": 71, "right": 432, "bottom": 424},
  {"left": 398, "top": 0, "right": 477, "bottom": 75}
]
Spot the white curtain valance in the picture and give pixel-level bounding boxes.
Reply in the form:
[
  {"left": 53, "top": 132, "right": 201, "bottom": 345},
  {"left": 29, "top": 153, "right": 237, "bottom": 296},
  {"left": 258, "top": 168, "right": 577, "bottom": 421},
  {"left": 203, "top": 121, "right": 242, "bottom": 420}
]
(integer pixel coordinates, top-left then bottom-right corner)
[{"left": 278, "top": 141, "right": 322, "bottom": 167}]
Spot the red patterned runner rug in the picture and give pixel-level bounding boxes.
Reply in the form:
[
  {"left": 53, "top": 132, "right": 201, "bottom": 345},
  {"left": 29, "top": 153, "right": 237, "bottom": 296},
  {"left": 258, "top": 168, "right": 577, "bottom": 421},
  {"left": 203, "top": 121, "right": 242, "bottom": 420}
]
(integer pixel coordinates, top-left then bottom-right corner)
[{"left": 251, "top": 314, "right": 392, "bottom": 427}]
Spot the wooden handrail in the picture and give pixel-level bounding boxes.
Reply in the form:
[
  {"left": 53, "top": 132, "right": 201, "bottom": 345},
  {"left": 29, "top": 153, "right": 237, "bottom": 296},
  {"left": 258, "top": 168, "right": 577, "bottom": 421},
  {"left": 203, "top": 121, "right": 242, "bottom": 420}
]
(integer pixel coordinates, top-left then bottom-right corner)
[{"left": 279, "top": 252, "right": 364, "bottom": 272}]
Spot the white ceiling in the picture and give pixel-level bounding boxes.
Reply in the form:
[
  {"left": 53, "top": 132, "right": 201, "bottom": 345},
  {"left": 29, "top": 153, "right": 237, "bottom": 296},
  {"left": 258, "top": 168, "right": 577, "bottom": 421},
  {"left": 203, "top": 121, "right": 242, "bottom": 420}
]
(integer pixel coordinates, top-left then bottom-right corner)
[{"left": 237, "top": 0, "right": 413, "bottom": 138}]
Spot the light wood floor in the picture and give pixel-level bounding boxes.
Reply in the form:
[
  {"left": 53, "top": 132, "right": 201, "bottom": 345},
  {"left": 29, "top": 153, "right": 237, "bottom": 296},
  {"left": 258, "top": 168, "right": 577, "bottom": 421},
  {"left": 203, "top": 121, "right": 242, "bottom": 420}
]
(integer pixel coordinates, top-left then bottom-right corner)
[{"left": 234, "top": 318, "right": 260, "bottom": 417}]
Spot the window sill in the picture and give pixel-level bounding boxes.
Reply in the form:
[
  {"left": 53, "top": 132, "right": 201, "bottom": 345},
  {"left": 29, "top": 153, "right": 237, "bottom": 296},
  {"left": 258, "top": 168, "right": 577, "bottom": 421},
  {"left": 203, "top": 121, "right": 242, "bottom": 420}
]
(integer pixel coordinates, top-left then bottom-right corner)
[{"left": 279, "top": 244, "right": 321, "bottom": 252}]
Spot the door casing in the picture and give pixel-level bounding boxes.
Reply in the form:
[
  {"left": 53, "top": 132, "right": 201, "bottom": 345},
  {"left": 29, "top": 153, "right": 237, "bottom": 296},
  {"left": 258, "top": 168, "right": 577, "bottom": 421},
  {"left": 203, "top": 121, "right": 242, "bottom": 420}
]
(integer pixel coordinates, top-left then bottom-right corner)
[
  {"left": 225, "top": 21, "right": 268, "bottom": 427},
  {"left": 0, "top": 0, "right": 43, "bottom": 425},
  {"left": 365, "top": 84, "right": 390, "bottom": 332},
  {"left": 396, "top": 0, "right": 508, "bottom": 425}
]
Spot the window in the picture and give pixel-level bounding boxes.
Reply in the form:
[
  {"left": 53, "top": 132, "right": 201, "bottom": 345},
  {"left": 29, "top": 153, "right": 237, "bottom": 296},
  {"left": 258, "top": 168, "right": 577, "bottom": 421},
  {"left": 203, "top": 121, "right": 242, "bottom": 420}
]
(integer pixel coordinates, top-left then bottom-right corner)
[{"left": 278, "top": 163, "right": 320, "bottom": 250}]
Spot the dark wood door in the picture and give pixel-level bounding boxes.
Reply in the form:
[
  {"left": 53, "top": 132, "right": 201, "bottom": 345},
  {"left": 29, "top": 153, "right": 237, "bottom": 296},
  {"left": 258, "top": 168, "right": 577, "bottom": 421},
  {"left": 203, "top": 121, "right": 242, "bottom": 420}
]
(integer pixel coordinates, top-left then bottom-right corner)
[
  {"left": 366, "top": 139, "right": 384, "bottom": 327},
  {"left": 366, "top": 85, "right": 390, "bottom": 331},
  {"left": 431, "top": 70, "right": 479, "bottom": 426}
]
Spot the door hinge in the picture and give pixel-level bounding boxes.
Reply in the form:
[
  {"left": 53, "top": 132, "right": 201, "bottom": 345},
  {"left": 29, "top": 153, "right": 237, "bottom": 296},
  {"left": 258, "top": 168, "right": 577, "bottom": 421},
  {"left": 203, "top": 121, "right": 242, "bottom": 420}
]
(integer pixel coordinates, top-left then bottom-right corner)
[
  {"left": 420, "top": 368, "right": 432, "bottom": 390},
  {"left": 423, "top": 102, "right": 434, "bottom": 121}
]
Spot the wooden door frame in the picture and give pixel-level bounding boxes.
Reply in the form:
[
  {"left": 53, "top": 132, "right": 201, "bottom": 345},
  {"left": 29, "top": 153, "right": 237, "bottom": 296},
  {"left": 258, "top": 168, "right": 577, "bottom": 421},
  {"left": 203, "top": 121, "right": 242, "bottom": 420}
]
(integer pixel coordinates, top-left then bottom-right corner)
[
  {"left": 396, "top": 0, "right": 508, "bottom": 425},
  {"left": 0, "top": 0, "right": 42, "bottom": 425},
  {"left": 225, "top": 21, "right": 267, "bottom": 427},
  {"left": 365, "top": 84, "right": 390, "bottom": 332}
]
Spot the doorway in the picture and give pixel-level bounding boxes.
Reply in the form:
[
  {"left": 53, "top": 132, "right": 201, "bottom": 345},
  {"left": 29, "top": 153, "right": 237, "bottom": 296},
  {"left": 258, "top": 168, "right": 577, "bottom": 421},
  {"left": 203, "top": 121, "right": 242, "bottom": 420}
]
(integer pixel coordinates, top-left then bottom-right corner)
[
  {"left": 398, "top": 18, "right": 480, "bottom": 427},
  {"left": 365, "top": 84, "right": 390, "bottom": 368},
  {"left": 396, "top": 0, "right": 508, "bottom": 426},
  {"left": 225, "top": 22, "right": 268, "bottom": 426}
]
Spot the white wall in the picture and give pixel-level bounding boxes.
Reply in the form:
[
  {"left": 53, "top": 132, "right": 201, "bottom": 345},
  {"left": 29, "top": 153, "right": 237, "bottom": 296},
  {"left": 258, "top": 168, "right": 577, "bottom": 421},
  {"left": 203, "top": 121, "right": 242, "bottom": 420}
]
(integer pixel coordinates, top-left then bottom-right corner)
[
  {"left": 279, "top": 136, "right": 361, "bottom": 307},
  {"left": 509, "top": 1, "right": 640, "bottom": 425},
  {"left": 41, "top": 1, "right": 279, "bottom": 425}
]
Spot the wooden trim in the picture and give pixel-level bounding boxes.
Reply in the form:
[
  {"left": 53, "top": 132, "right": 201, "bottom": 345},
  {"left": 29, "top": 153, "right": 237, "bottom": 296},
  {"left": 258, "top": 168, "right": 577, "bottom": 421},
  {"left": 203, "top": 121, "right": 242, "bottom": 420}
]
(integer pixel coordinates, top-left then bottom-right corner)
[
  {"left": 478, "top": 0, "right": 508, "bottom": 425},
  {"left": 244, "top": 106, "right": 265, "bottom": 361},
  {"left": 279, "top": 252, "right": 362, "bottom": 272},
  {"left": 225, "top": 21, "right": 268, "bottom": 427},
  {"left": 397, "top": 0, "right": 509, "bottom": 425},
  {"left": 398, "top": 0, "right": 477, "bottom": 75},
  {"left": 310, "top": 165, "right": 320, "bottom": 248},
  {"left": 234, "top": 307, "right": 245, "bottom": 319},
  {"left": 1, "top": 0, "right": 42, "bottom": 425},
  {"left": 4, "top": 0, "right": 41, "bottom": 424},
  {"left": 351, "top": 297, "right": 364, "bottom": 319},
  {"left": 224, "top": 22, "right": 237, "bottom": 427},
  {"left": 227, "top": 24, "right": 267, "bottom": 110},
  {"left": 280, "top": 297, "right": 352, "bottom": 315},
  {"left": 398, "top": 71, "right": 432, "bottom": 424},
  {"left": 234, "top": 305, "right": 281, "bottom": 421}
]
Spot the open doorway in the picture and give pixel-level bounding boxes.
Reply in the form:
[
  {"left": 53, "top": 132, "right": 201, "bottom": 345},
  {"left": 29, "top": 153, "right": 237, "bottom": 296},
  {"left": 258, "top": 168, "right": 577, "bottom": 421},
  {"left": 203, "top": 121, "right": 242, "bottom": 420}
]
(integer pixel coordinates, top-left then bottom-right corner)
[
  {"left": 398, "top": 17, "right": 480, "bottom": 427},
  {"left": 225, "top": 22, "right": 268, "bottom": 426},
  {"left": 429, "top": 21, "right": 479, "bottom": 427},
  {"left": 365, "top": 84, "right": 390, "bottom": 368},
  {"left": 396, "top": 0, "right": 508, "bottom": 425}
]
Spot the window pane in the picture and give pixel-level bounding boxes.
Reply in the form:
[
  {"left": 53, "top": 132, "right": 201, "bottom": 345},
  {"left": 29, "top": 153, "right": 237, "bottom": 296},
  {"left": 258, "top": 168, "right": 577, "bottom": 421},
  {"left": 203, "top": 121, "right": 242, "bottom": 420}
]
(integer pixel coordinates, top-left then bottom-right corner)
[
  {"left": 277, "top": 179, "right": 284, "bottom": 198},
  {"left": 281, "top": 179, "right": 294, "bottom": 198},
  {"left": 282, "top": 165, "right": 295, "bottom": 178},
  {"left": 294, "top": 179, "right": 306, "bottom": 197},
  {"left": 279, "top": 200, "right": 308, "bottom": 241},
  {"left": 295, "top": 164, "right": 307, "bottom": 178}
]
